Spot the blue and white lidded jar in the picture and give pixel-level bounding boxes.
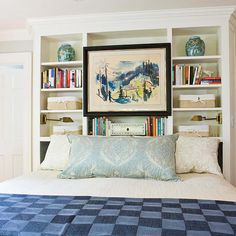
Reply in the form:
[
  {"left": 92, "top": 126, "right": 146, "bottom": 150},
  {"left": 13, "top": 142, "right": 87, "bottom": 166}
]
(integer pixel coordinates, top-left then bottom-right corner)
[
  {"left": 185, "top": 36, "right": 205, "bottom": 56},
  {"left": 57, "top": 43, "right": 76, "bottom": 62}
]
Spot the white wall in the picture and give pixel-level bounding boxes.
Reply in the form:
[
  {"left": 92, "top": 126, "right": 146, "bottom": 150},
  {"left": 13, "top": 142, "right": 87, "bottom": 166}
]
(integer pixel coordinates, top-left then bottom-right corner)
[
  {"left": 0, "top": 29, "right": 32, "bottom": 53},
  {"left": 0, "top": 41, "right": 33, "bottom": 53}
]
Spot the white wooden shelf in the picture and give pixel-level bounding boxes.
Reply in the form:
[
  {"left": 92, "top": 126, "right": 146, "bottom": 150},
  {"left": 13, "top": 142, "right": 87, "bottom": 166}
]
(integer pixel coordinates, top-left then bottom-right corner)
[
  {"left": 41, "top": 60, "right": 83, "bottom": 67},
  {"left": 173, "top": 107, "right": 222, "bottom": 112},
  {"left": 40, "top": 137, "right": 50, "bottom": 142},
  {"left": 40, "top": 109, "right": 83, "bottom": 113},
  {"left": 173, "top": 84, "right": 222, "bottom": 89},
  {"left": 41, "top": 88, "right": 83, "bottom": 92},
  {"left": 172, "top": 55, "right": 221, "bottom": 63}
]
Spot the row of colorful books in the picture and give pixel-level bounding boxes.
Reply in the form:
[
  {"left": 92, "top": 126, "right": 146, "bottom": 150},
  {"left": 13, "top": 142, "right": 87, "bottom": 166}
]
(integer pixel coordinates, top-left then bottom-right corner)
[
  {"left": 92, "top": 117, "right": 110, "bottom": 136},
  {"left": 146, "top": 116, "right": 167, "bottom": 136},
  {"left": 41, "top": 68, "right": 82, "bottom": 89},
  {"left": 172, "top": 64, "right": 202, "bottom": 85},
  {"left": 90, "top": 116, "right": 168, "bottom": 136}
]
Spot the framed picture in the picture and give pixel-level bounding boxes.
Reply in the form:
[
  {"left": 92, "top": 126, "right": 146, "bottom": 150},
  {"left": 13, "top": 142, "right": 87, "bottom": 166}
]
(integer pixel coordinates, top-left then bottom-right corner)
[{"left": 83, "top": 43, "right": 171, "bottom": 116}]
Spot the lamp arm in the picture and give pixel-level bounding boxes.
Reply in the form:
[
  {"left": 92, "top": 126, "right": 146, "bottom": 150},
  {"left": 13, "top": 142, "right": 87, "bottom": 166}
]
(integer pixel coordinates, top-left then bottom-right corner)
[
  {"left": 204, "top": 118, "right": 216, "bottom": 120},
  {"left": 45, "top": 118, "right": 61, "bottom": 122}
]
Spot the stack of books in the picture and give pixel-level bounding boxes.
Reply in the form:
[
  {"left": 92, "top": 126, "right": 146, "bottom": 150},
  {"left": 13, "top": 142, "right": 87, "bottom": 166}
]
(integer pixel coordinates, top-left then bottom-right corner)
[
  {"left": 42, "top": 68, "right": 82, "bottom": 89},
  {"left": 200, "top": 76, "right": 221, "bottom": 85}
]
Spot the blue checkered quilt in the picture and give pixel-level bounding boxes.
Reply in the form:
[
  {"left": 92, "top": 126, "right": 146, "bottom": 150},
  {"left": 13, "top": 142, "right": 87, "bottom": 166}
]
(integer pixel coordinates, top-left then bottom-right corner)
[{"left": 0, "top": 194, "right": 235, "bottom": 235}]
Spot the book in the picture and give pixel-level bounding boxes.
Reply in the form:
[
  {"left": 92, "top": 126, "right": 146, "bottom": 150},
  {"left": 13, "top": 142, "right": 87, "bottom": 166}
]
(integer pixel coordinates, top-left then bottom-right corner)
[
  {"left": 67, "top": 69, "right": 70, "bottom": 88},
  {"left": 56, "top": 68, "right": 61, "bottom": 88},
  {"left": 70, "top": 69, "right": 76, "bottom": 88},
  {"left": 42, "top": 70, "right": 48, "bottom": 88},
  {"left": 48, "top": 68, "right": 55, "bottom": 88},
  {"left": 75, "top": 69, "right": 82, "bottom": 88},
  {"left": 158, "top": 118, "right": 161, "bottom": 136},
  {"left": 62, "top": 69, "right": 67, "bottom": 88}
]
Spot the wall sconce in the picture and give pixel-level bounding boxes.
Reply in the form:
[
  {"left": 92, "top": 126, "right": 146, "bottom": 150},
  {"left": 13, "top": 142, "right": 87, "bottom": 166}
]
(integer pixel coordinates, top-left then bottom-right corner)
[
  {"left": 191, "top": 113, "right": 222, "bottom": 124},
  {"left": 41, "top": 114, "right": 74, "bottom": 124}
]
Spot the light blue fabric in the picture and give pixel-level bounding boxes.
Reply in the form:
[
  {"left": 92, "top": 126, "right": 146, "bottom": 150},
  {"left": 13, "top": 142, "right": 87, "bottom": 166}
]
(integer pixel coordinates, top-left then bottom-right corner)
[{"left": 58, "top": 135, "right": 179, "bottom": 181}]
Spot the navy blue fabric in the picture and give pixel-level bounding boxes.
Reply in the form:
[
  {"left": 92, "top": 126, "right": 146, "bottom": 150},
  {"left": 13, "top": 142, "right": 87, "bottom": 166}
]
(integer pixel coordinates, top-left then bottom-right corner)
[{"left": 0, "top": 194, "right": 235, "bottom": 235}]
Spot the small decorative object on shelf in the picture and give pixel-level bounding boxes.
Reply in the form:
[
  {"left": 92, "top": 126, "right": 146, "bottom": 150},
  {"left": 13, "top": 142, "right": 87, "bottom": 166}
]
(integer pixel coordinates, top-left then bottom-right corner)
[
  {"left": 110, "top": 123, "right": 146, "bottom": 136},
  {"left": 185, "top": 36, "right": 205, "bottom": 56},
  {"left": 57, "top": 43, "right": 76, "bottom": 62}
]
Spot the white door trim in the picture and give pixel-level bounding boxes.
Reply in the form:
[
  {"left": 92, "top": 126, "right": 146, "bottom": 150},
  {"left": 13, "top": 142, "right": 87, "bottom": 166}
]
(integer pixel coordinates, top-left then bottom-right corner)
[{"left": 0, "top": 52, "right": 32, "bottom": 174}]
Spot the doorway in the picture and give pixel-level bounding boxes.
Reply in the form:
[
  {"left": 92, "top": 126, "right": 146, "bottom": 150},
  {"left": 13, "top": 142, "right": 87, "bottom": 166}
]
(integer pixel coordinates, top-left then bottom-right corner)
[{"left": 0, "top": 53, "right": 32, "bottom": 182}]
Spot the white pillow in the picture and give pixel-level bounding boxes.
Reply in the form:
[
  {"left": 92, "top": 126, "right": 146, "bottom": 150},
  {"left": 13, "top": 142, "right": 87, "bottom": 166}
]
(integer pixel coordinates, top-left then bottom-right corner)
[
  {"left": 41, "top": 135, "right": 71, "bottom": 171},
  {"left": 175, "top": 136, "right": 222, "bottom": 176}
]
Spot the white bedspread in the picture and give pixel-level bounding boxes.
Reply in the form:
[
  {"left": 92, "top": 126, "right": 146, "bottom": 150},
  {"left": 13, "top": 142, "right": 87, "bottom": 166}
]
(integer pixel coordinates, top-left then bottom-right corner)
[{"left": 0, "top": 171, "right": 236, "bottom": 201}]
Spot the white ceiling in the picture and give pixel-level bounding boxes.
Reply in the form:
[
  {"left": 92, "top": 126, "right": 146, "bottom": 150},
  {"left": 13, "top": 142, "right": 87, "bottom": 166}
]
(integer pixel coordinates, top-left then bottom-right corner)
[{"left": 0, "top": 0, "right": 236, "bottom": 30}]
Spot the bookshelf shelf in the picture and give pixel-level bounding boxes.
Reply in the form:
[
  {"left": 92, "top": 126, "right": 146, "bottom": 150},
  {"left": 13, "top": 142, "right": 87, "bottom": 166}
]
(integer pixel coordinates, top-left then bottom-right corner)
[
  {"left": 173, "top": 107, "right": 222, "bottom": 112},
  {"left": 40, "top": 109, "right": 83, "bottom": 113},
  {"left": 40, "top": 137, "right": 50, "bottom": 142},
  {"left": 41, "top": 88, "right": 83, "bottom": 92},
  {"left": 173, "top": 84, "right": 222, "bottom": 89},
  {"left": 41, "top": 60, "right": 83, "bottom": 67},
  {"left": 172, "top": 55, "right": 221, "bottom": 63}
]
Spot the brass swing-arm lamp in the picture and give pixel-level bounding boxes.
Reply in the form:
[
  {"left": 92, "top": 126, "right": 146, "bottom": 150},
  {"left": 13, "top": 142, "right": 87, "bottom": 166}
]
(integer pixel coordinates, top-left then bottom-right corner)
[
  {"left": 41, "top": 114, "right": 74, "bottom": 125},
  {"left": 191, "top": 113, "right": 222, "bottom": 124}
]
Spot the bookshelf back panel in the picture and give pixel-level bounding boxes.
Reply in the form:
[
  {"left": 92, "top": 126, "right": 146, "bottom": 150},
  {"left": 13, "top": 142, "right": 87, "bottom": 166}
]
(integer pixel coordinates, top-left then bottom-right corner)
[{"left": 87, "top": 29, "right": 167, "bottom": 46}]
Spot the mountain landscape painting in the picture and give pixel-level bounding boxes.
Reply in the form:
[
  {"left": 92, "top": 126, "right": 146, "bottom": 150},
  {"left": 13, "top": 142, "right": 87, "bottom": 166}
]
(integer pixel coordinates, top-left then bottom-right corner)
[
  {"left": 96, "top": 59, "right": 159, "bottom": 104},
  {"left": 85, "top": 45, "right": 170, "bottom": 115}
]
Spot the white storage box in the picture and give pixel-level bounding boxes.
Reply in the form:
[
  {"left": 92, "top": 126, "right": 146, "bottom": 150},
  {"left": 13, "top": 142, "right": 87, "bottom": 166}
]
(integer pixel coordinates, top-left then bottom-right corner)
[
  {"left": 53, "top": 125, "right": 82, "bottom": 135},
  {"left": 179, "top": 94, "right": 216, "bottom": 108},
  {"left": 177, "top": 125, "right": 209, "bottom": 137},
  {"left": 47, "top": 97, "right": 82, "bottom": 110}
]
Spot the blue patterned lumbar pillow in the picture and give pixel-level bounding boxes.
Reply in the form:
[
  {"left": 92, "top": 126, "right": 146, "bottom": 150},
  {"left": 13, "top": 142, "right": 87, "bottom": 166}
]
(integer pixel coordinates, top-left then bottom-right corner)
[{"left": 58, "top": 135, "right": 179, "bottom": 181}]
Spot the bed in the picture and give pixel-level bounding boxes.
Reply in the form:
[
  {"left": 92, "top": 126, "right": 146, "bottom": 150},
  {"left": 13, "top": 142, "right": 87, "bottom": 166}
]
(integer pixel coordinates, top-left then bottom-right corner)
[{"left": 0, "top": 135, "right": 235, "bottom": 235}]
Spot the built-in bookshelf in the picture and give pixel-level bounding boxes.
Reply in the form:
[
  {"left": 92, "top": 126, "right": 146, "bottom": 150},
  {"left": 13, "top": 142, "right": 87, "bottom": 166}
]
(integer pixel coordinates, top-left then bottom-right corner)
[
  {"left": 172, "top": 26, "right": 223, "bottom": 138},
  {"left": 31, "top": 7, "right": 236, "bottom": 182},
  {"left": 39, "top": 34, "right": 84, "bottom": 139}
]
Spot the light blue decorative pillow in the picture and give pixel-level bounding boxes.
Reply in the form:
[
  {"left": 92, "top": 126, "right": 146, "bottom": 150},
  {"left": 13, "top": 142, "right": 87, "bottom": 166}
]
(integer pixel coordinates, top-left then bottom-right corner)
[{"left": 58, "top": 135, "right": 179, "bottom": 181}]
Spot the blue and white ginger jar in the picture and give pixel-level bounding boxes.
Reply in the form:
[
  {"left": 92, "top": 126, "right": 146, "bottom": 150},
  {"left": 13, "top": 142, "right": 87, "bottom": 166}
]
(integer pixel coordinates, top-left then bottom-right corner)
[
  {"left": 185, "top": 36, "right": 205, "bottom": 56},
  {"left": 57, "top": 43, "right": 76, "bottom": 62}
]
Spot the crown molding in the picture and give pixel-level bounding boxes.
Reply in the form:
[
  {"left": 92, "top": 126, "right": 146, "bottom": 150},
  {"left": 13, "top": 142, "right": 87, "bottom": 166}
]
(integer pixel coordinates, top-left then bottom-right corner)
[{"left": 28, "top": 6, "right": 236, "bottom": 29}]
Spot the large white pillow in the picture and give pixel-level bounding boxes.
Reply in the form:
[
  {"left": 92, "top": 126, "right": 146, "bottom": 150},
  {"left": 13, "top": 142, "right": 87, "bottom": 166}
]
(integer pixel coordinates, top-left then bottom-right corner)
[
  {"left": 175, "top": 136, "right": 222, "bottom": 176},
  {"left": 41, "top": 135, "right": 71, "bottom": 170}
]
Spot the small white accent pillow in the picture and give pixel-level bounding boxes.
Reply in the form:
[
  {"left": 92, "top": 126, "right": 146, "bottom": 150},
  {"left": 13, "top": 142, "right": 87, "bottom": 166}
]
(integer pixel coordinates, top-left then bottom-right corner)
[
  {"left": 175, "top": 136, "right": 222, "bottom": 176},
  {"left": 41, "top": 135, "right": 71, "bottom": 171}
]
